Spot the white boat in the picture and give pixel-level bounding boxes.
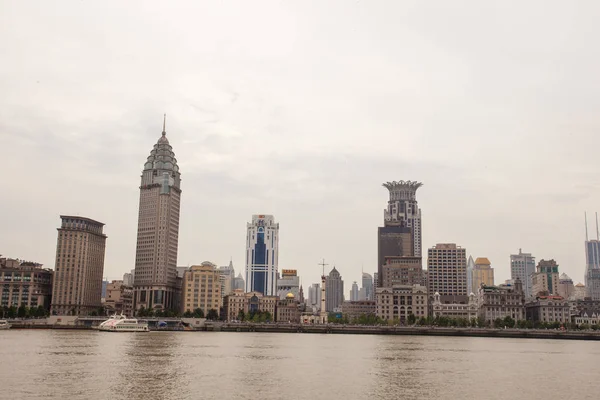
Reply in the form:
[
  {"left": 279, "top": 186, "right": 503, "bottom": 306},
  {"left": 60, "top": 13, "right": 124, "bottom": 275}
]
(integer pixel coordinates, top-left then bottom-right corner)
[
  {"left": 0, "top": 320, "right": 11, "bottom": 330},
  {"left": 98, "top": 314, "right": 149, "bottom": 332}
]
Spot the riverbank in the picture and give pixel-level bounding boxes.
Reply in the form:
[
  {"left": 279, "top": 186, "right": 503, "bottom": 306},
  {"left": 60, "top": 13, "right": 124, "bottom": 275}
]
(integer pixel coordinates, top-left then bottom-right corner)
[{"left": 7, "top": 321, "right": 600, "bottom": 340}]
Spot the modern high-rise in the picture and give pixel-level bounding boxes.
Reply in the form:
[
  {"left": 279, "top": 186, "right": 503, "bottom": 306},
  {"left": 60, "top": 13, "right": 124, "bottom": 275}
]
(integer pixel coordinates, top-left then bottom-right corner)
[
  {"left": 350, "top": 281, "right": 359, "bottom": 301},
  {"left": 466, "top": 256, "right": 475, "bottom": 294},
  {"left": 218, "top": 261, "right": 235, "bottom": 297},
  {"left": 472, "top": 257, "right": 495, "bottom": 290},
  {"left": 308, "top": 283, "right": 321, "bottom": 310},
  {"left": 585, "top": 213, "right": 600, "bottom": 300},
  {"left": 246, "top": 214, "right": 279, "bottom": 296},
  {"left": 325, "top": 267, "right": 344, "bottom": 312},
  {"left": 133, "top": 119, "right": 182, "bottom": 312},
  {"left": 51, "top": 216, "right": 107, "bottom": 316},
  {"left": 362, "top": 272, "right": 373, "bottom": 301},
  {"left": 182, "top": 262, "right": 222, "bottom": 314},
  {"left": 233, "top": 273, "right": 245, "bottom": 291},
  {"left": 532, "top": 259, "right": 559, "bottom": 296},
  {"left": 510, "top": 249, "right": 536, "bottom": 299},
  {"left": 377, "top": 181, "right": 423, "bottom": 286},
  {"left": 427, "top": 243, "right": 467, "bottom": 297}
]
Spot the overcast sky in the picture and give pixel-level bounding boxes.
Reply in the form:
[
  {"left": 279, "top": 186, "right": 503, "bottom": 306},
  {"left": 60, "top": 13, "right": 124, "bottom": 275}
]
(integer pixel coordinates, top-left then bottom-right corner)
[{"left": 1, "top": 1, "right": 599, "bottom": 290}]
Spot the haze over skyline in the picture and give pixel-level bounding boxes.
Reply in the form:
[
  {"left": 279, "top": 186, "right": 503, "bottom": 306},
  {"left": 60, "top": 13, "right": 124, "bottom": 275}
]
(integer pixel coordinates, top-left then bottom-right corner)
[{"left": 2, "top": 1, "right": 599, "bottom": 287}]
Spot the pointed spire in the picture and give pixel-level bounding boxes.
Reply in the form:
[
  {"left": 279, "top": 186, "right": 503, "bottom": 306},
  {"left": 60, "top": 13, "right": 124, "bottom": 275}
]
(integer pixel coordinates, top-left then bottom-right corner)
[{"left": 162, "top": 114, "right": 166, "bottom": 135}]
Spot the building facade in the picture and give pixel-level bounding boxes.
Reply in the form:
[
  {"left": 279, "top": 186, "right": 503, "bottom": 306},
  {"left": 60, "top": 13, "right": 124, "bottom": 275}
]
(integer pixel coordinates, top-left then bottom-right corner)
[
  {"left": 104, "top": 280, "right": 133, "bottom": 316},
  {"left": 510, "top": 249, "right": 536, "bottom": 299},
  {"left": 377, "top": 180, "right": 423, "bottom": 286},
  {"left": 276, "top": 269, "right": 300, "bottom": 299},
  {"left": 585, "top": 226, "right": 600, "bottom": 300},
  {"left": 525, "top": 296, "right": 570, "bottom": 324},
  {"left": 133, "top": 122, "right": 182, "bottom": 312},
  {"left": 361, "top": 272, "right": 373, "bottom": 301},
  {"left": 382, "top": 256, "right": 423, "bottom": 288},
  {"left": 276, "top": 293, "right": 302, "bottom": 323},
  {"left": 0, "top": 258, "right": 53, "bottom": 310},
  {"left": 182, "top": 262, "right": 222, "bottom": 314},
  {"left": 341, "top": 300, "right": 376, "bottom": 320},
  {"left": 472, "top": 257, "right": 494, "bottom": 291},
  {"left": 531, "top": 259, "right": 559, "bottom": 296},
  {"left": 376, "top": 285, "right": 428, "bottom": 322},
  {"left": 325, "top": 267, "right": 344, "bottom": 312},
  {"left": 466, "top": 256, "right": 475, "bottom": 295},
  {"left": 218, "top": 261, "right": 235, "bottom": 297},
  {"left": 223, "top": 289, "right": 277, "bottom": 321},
  {"left": 432, "top": 292, "right": 478, "bottom": 320},
  {"left": 51, "top": 216, "right": 107, "bottom": 316},
  {"left": 245, "top": 214, "right": 279, "bottom": 296},
  {"left": 427, "top": 243, "right": 467, "bottom": 297},
  {"left": 477, "top": 281, "right": 525, "bottom": 323},
  {"left": 350, "top": 282, "right": 359, "bottom": 301},
  {"left": 557, "top": 273, "right": 575, "bottom": 300}
]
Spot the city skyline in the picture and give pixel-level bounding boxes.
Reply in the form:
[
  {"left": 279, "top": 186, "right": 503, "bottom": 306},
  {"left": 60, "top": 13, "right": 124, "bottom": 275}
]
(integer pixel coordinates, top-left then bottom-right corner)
[{"left": 2, "top": 1, "right": 600, "bottom": 289}]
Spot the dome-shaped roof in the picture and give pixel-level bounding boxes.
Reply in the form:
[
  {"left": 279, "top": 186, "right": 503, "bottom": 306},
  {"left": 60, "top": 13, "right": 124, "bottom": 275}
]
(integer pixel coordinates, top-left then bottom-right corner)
[{"left": 286, "top": 292, "right": 295, "bottom": 299}]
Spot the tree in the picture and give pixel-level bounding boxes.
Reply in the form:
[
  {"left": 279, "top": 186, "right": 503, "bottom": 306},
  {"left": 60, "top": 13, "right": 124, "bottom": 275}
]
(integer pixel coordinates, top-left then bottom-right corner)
[
  {"left": 237, "top": 310, "right": 246, "bottom": 322},
  {"left": 206, "top": 309, "right": 219, "bottom": 320},
  {"left": 7, "top": 306, "right": 17, "bottom": 319},
  {"left": 183, "top": 311, "right": 193, "bottom": 318},
  {"left": 17, "top": 305, "right": 27, "bottom": 318},
  {"left": 407, "top": 313, "right": 416, "bottom": 325},
  {"left": 493, "top": 318, "right": 504, "bottom": 328},
  {"left": 193, "top": 308, "right": 204, "bottom": 318},
  {"left": 503, "top": 316, "right": 515, "bottom": 328},
  {"left": 417, "top": 317, "right": 427, "bottom": 326},
  {"left": 35, "top": 306, "right": 48, "bottom": 318}
]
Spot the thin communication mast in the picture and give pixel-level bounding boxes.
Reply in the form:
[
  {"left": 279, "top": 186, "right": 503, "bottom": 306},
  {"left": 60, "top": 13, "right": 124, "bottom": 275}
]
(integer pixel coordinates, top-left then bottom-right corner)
[{"left": 586, "top": 212, "right": 589, "bottom": 241}]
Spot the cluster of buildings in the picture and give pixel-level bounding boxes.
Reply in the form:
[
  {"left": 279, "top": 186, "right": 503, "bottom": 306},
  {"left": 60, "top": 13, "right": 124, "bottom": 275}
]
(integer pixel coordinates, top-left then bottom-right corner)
[{"left": 3, "top": 120, "right": 600, "bottom": 329}]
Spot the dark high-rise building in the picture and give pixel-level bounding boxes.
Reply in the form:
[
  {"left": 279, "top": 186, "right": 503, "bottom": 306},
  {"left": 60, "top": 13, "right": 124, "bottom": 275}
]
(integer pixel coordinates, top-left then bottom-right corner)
[
  {"left": 585, "top": 212, "right": 600, "bottom": 300},
  {"left": 325, "top": 267, "right": 344, "bottom": 312},
  {"left": 377, "top": 181, "right": 423, "bottom": 286},
  {"left": 133, "top": 117, "right": 182, "bottom": 312}
]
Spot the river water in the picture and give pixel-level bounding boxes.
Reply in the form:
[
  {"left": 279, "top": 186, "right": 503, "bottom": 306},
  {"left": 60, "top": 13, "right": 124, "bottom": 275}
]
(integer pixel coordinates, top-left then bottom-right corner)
[{"left": 0, "top": 330, "right": 598, "bottom": 399}]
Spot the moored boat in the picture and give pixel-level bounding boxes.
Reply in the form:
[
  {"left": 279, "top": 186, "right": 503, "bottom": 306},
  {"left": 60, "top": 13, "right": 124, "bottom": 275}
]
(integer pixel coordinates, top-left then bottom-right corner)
[
  {"left": 0, "top": 320, "right": 11, "bottom": 330},
  {"left": 98, "top": 315, "right": 149, "bottom": 332}
]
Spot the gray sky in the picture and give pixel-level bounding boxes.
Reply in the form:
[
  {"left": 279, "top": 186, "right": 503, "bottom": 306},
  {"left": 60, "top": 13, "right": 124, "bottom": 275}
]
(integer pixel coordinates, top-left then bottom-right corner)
[{"left": 2, "top": 1, "right": 599, "bottom": 289}]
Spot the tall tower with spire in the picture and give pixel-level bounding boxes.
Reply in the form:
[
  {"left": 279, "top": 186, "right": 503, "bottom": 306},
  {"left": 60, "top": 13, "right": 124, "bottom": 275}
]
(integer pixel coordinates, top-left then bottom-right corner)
[
  {"left": 133, "top": 116, "right": 182, "bottom": 312},
  {"left": 585, "top": 212, "right": 600, "bottom": 300}
]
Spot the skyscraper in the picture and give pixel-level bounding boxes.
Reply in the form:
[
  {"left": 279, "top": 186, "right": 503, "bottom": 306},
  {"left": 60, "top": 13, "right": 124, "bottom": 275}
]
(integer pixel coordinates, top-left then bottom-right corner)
[
  {"left": 218, "top": 261, "right": 235, "bottom": 297},
  {"left": 585, "top": 212, "right": 600, "bottom": 300},
  {"left": 466, "top": 255, "right": 475, "bottom": 294},
  {"left": 245, "top": 215, "right": 279, "bottom": 296},
  {"left": 133, "top": 118, "right": 182, "bottom": 312},
  {"left": 325, "top": 267, "right": 344, "bottom": 312},
  {"left": 350, "top": 281, "right": 359, "bottom": 301},
  {"left": 472, "top": 257, "right": 495, "bottom": 290},
  {"left": 427, "top": 243, "right": 467, "bottom": 297},
  {"left": 532, "top": 259, "right": 559, "bottom": 296},
  {"left": 51, "top": 216, "right": 107, "bottom": 316},
  {"left": 361, "top": 272, "right": 373, "bottom": 301},
  {"left": 510, "top": 249, "right": 536, "bottom": 299}
]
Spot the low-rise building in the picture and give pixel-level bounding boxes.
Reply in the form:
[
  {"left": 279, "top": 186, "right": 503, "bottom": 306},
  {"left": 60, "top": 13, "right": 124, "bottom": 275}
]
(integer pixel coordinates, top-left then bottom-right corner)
[
  {"left": 478, "top": 280, "right": 525, "bottom": 323},
  {"left": 573, "top": 310, "right": 600, "bottom": 326},
  {"left": 104, "top": 280, "right": 133, "bottom": 316},
  {"left": 432, "top": 292, "right": 478, "bottom": 320},
  {"left": 525, "top": 296, "right": 570, "bottom": 324},
  {"left": 0, "top": 258, "right": 53, "bottom": 311},
  {"left": 376, "top": 285, "right": 428, "bottom": 322},
  {"left": 341, "top": 300, "right": 376, "bottom": 320},
  {"left": 223, "top": 289, "right": 277, "bottom": 321},
  {"left": 181, "top": 262, "right": 222, "bottom": 314},
  {"left": 276, "top": 293, "right": 302, "bottom": 323}
]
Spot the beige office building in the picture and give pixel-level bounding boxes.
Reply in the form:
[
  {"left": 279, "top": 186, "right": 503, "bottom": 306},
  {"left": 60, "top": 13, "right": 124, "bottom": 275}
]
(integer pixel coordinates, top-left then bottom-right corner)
[
  {"left": 51, "top": 216, "right": 107, "bottom": 316},
  {"left": 382, "top": 256, "right": 423, "bottom": 288},
  {"left": 531, "top": 259, "right": 560, "bottom": 296},
  {"left": 104, "top": 280, "right": 133, "bottom": 317},
  {"left": 376, "top": 285, "right": 428, "bottom": 322},
  {"left": 472, "top": 257, "right": 495, "bottom": 291},
  {"left": 182, "top": 262, "right": 222, "bottom": 314},
  {"left": 133, "top": 120, "right": 182, "bottom": 312},
  {"left": 0, "top": 258, "right": 53, "bottom": 310},
  {"left": 477, "top": 281, "right": 525, "bottom": 323},
  {"left": 427, "top": 243, "right": 467, "bottom": 296},
  {"left": 223, "top": 289, "right": 277, "bottom": 321}
]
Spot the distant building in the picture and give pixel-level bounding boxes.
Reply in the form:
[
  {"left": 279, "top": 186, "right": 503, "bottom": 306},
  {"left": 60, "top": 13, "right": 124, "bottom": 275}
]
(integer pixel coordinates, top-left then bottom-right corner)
[
  {"left": 341, "top": 300, "right": 376, "bottom": 320},
  {"left": 276, "top": 293, "right": 302, "bottom": 323},
  {"left": 245, "top": 215, "right": 279, "bottom": 296},
  {"left": 382, "top": 256, "right": 423, "bottom": 288},
  {"left": 377, "top": 181, "right": 423, "bottom": 286},
  {"left": 133, "top": 123, "right": 182, "bottom": 312},
  {"left": 104, "top": 280, "right": 133, "bottom": 316},
  {"left": 574, "top": 283, "right": 586, "bottom": 300},
  {"left": 350, "top": 282, "right": 359, "bottom": 301},
  {"left": 277, "top": 269, "right": 300, "bottom": 299},
  {"left": 373, "top": 272, "right": 379, "bottom": 293},
  {"left": 233, "top": 273, "right": 245, "bottom": 291},
  {"left": 325, "top": 267, "right": 344, "bottom": 312},
  {"left": 223, "top": 289, "right": 277, "bottom": 321},
  {"left": 531, "top": 259, "right": 559, "bottom": 296},
  {"left": 122, "top": 272, "right": 133, "bottom": 287},
  {"left": 573, "top": 310, "right": 600, "bottom": 326},
  {"left": 557, "top": 273, "right": 575, "bottom": 300},
  {"left": 218, "top": 261, "right": 235, "bottom": 297},
  {"left": 308, "top": 283, "right": 321, "bottom": 311},
  {"left": 101, "top": 280, "right": 109, "bottom": 301},
  {"left": 375, "top": 285, "right": 428, "bottom": 322},
  {"left": 525, "top": 296, "right": 570, "bottom": 324},
  {"left": 477, "top": 280, "right": 525, "bottom": 323},
  {"left": 427, "top": 243, "right": 467, "bottom": 296},
  {"left": 510, "top": 249, "right": 536, "bottom": 299},
  {"left": 466, "top": 256, "right": 475, "bottom": 295},
  {"left": 0, "top": 258, "right": 53, "bottom": 310},
  {"left": 472, "top": 257, "right": 494, "bottom": 290},
  {"left": 181, "top": 262, "right": 222, "bottom": 314},
  {"left": 432, "top": 292, "right": 478, "bottom": 320},
  {"left": 362, "top": 272, "right": 373, "bottom": 301},
  {"left": 51, "top": 216, "right": 107, "bottom": 316},
  {"left": 584, "top": 213, "right": 600, "bottom": 300}
]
